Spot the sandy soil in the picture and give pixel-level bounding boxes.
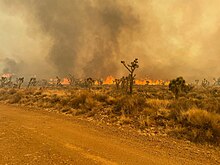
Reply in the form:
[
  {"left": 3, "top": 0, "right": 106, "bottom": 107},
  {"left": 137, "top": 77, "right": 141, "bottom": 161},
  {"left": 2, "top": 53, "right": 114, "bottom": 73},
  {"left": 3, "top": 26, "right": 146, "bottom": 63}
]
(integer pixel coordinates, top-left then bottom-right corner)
[{"left": 0, "top": 104, "right": 219, "bottom": 165}]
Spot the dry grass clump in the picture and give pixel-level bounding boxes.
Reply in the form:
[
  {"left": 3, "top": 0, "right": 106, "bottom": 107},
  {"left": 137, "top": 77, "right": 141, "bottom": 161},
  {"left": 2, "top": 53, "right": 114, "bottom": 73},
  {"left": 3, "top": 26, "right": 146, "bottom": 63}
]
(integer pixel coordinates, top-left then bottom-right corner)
[
  {"left": 68, "top": 91, "right": 89, "bottom": 109},
  {"left": 93, "top": 92, "right": 109, "bottom": 103},
  {"left": 146, "top": 99, "right": 170, "bottom": 110},
  {"left": 141, "top": 107, "right": 171, "bottom": 129},
  {"left": 114, "top": 95, "right": 146, "bottom": 115},
  {"left": 171, "top": 108, "right": 220, "bottom": 144},
  {"left": 0, "top": 89, "right": 21, "bottom": 104},
  {"left": 0, "top": 89, "right": 9, "bottom": 101},
  {"left": 7, "top": 93, "right": 22, "bottom": 104},
  {"left": 197, "top": 97, "right": 220, "bottom": 114},
  {"left": 118, "top": 115, "right": 133, "bottom": 125},
  {"left": 183, "top": 108, "right": 220, "bottom": 142}
]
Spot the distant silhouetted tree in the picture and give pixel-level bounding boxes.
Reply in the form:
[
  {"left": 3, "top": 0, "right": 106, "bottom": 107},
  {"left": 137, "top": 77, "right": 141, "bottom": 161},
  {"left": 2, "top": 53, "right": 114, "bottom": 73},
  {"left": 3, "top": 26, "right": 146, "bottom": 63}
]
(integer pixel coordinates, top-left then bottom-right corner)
[{"left": 121, "top": 58, "right": 139, "bottom": 94}]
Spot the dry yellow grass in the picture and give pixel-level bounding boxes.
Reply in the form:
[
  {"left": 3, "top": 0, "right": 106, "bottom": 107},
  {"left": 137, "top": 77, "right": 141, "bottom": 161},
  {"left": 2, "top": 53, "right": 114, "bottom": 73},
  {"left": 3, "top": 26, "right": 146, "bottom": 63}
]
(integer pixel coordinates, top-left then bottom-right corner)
[
  {"left": 146, "top": 99, "right": 170, "bottom": 110},
  {"left": 0, "top": 86, "right": 219, "bottom": 145}
]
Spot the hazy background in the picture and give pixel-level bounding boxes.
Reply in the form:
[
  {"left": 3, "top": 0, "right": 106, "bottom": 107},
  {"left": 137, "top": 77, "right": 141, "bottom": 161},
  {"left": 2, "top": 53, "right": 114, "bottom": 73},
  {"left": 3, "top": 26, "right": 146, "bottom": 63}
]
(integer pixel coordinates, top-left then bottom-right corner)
[{"left": 1, "top": 0, "right": 220, "bottom": 80}]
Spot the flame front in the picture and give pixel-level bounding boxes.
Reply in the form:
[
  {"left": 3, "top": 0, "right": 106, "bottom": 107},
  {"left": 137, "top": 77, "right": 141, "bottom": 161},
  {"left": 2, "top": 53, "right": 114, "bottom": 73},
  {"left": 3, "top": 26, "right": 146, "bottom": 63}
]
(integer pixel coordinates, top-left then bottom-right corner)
[
  {"left": 103, "top": 76, "right": 114, "bottom": 85},
  {"left": 103, "top": 76, "right": 169, "bottom": 85},
  {"left": 47, "top": 76, "right": 169, "bottom": 86}
]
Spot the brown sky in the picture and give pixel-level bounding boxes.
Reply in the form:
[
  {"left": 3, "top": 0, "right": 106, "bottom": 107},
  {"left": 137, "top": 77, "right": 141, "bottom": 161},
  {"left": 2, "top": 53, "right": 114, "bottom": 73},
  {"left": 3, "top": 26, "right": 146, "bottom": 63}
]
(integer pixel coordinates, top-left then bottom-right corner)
[{"left": 0, "top": 0, "right": 220, "bottom": 80}]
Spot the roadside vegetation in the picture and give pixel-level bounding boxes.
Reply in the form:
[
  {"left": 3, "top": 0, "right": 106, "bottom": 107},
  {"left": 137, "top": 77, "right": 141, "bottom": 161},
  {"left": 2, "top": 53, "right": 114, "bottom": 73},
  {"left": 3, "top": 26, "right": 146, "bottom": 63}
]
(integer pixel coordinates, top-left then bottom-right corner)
[{"left": 0, "top": 84, "right": 219, "bottom": 146}]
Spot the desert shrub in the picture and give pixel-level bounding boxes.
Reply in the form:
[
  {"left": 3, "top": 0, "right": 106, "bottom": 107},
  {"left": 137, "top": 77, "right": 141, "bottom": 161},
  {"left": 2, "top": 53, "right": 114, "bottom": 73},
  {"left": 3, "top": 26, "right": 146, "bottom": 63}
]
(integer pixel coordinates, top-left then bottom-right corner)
[
  {"left": 168, "top": 98, "right": 191, "bottom": 121},
  {"left": 93, "top": 93, "right": 109, "bottom": 103},
  {"left": 8, "top": 93, "right": 22, "bottom": 104},
  {"left": 168, "top": 97, "right": 198, "bottom": 112},
  {"left": 40, "top": 102, "right": 54, "bottom": 108},
  {"left": 105, "top": 96, "right": 116, "bottom": 105},
  {"left": 69, "top": 91, "right": 90, "bottom": 109},
  {"left": 138, "top": 115, "right": 154, "bottom": 128},
  {"left": 8, "top": 89, "right": 17, "bottom": 95},
  {"left": 23, "top": 89, "right": 34, "bottom": 95},
  {"left": 42, "top": 96, "right": 51, "bottom": 102},
  {"left": 59, "top": 97, "right": 70, "bottom": 106},
  {"left": 93, "top": 92, "right": 117, "bottom": 105},
  {"left": 0, "top": 89, "right": 7, "bottom": 95},
  {"left": 119, "top": 115, "right": 133, "bottom": 125},
  {"left": 197, "top": 98, "right": 220, "bottom": 114},
  {"left": 141, "top": 106, "right": 171, "bottom": 128},
  {"left": 49, "top": 94, "right": 61, "bottom": 104},
  {"left": 19, "top": 97, "right": 30, "bottom": 105},
  {"left": 0, "top": 89, "right": 9, "bottom": 101},
  {"left": 179, "top": 108, "right": 220, "bottom": 144},
  {"left": 82, "top": 97, "right": 100, "bottom": 111},
  {"left": 68, "top": 92, "right": 99, "bottom": 115},
  {"left": 114, "top": 95, "right": 146, "bottom": 115},
  {"left": 142, "top": 107, "right": 156, "bottom": 116},
  {"left": 34, "top": 91, "right": 42, "bottom": 96},
  {"left": 60, "top": 107, "right": 71, "bottom": 113},
  {"left": 186, "top": 92, "right": 207, "bottom": 100}
]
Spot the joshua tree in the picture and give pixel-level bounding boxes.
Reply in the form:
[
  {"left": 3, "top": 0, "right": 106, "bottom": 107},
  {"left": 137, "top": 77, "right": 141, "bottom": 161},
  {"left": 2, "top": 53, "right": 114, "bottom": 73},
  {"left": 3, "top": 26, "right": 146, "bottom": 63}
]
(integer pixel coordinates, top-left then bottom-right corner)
[
  {"left": 213, "top": 77, "right": 220, "bottom": 86},
  {"left": 97, "top": 79, "right": 103, "bottom": 86},
  {"left": 0, "top": 76, "right": 13, "bottom": 88},
  {"left": 121, "top": 58, "right": 139, "bottom": 94},
  {"left": 195, "top": 79, "right": 199, "bottom": 86},
  {"left": 40, "top": 79, "right": 48, "bottom": 88},
  {"left": 169, "top": 77, "right": 193, "bottom": 99},
  {"left": 27, "top": 77, "right": 37, "bottom": 88},
  {"left": 6, "top": 76, "right": 13, "bottom": 88},
  {"left": 201, "top": 78, "right": 210, "bottom": 88},
  {"left": 146, "top": 80, "right": 150, "bottom": 85},
  {"left": 85, "top": 77, "right": 95, "bottom": 89},
  {"left": 68, "top": 74, "right": 75, "bottom": 86},
  {"left": 114, "top": 78, "right": 121, "bottom": 90},
  {"left": 120, "top": 76, "right": 126, "bottom": 90},
  {"left": 15, "top": 77, "right": 24, "bottom": 89},
  {"left": 56, "top": 76, "right": 62, "bottom": 87},
  {"left": 0, "top": 77, "right": 7, "bottom": 88}
]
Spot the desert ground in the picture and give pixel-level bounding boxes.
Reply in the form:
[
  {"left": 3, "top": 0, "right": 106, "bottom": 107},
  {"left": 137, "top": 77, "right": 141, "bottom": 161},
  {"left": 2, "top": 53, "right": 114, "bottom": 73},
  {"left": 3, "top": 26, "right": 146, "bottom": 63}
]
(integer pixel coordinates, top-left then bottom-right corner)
[{"left": 0, "top": 104, "right": 219, "bottom": 165}]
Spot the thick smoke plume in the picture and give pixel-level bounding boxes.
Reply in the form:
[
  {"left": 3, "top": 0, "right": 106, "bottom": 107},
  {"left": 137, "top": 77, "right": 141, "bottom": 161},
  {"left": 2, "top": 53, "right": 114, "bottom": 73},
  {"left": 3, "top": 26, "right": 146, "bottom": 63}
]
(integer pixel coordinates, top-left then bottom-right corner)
[
  {"left": 1, "top": 0, "right": 220, "bottom": 80},
  {"left": 1, "top": 58, "right": 23, "bottom": 74}
]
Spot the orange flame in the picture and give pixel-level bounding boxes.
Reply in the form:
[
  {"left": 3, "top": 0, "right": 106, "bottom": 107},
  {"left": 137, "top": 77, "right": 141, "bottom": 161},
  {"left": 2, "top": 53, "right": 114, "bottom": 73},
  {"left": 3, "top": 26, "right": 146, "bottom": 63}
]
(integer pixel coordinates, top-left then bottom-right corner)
[
  {"left": 135, "top": 79, "right": 170, "bottom": 85},
  {"left": 103, "top": 76, "right": 114, "bottom": 85},
  {"left": 2, "top": 73, "right": 13, "bottom": 78},
  {"left": 61, "top": 78, "right": 70, "bottom": 85},
  {"left": 135, "top": 79, "right": 146, "bottom": 85}
]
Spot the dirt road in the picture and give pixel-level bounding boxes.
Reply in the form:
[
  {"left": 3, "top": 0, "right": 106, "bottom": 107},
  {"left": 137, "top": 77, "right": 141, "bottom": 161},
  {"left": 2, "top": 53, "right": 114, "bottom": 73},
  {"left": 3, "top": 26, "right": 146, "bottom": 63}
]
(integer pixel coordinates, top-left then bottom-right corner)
[{"left": 0, "top": 104, "right": 219, "bottom": 165}]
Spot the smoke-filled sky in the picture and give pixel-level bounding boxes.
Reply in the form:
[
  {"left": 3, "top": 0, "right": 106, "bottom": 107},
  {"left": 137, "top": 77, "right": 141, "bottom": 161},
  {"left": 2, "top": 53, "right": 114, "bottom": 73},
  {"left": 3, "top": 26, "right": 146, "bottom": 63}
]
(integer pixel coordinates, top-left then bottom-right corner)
[{"left": 1, "top": 0, "right": 220, "bottom": 80}]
